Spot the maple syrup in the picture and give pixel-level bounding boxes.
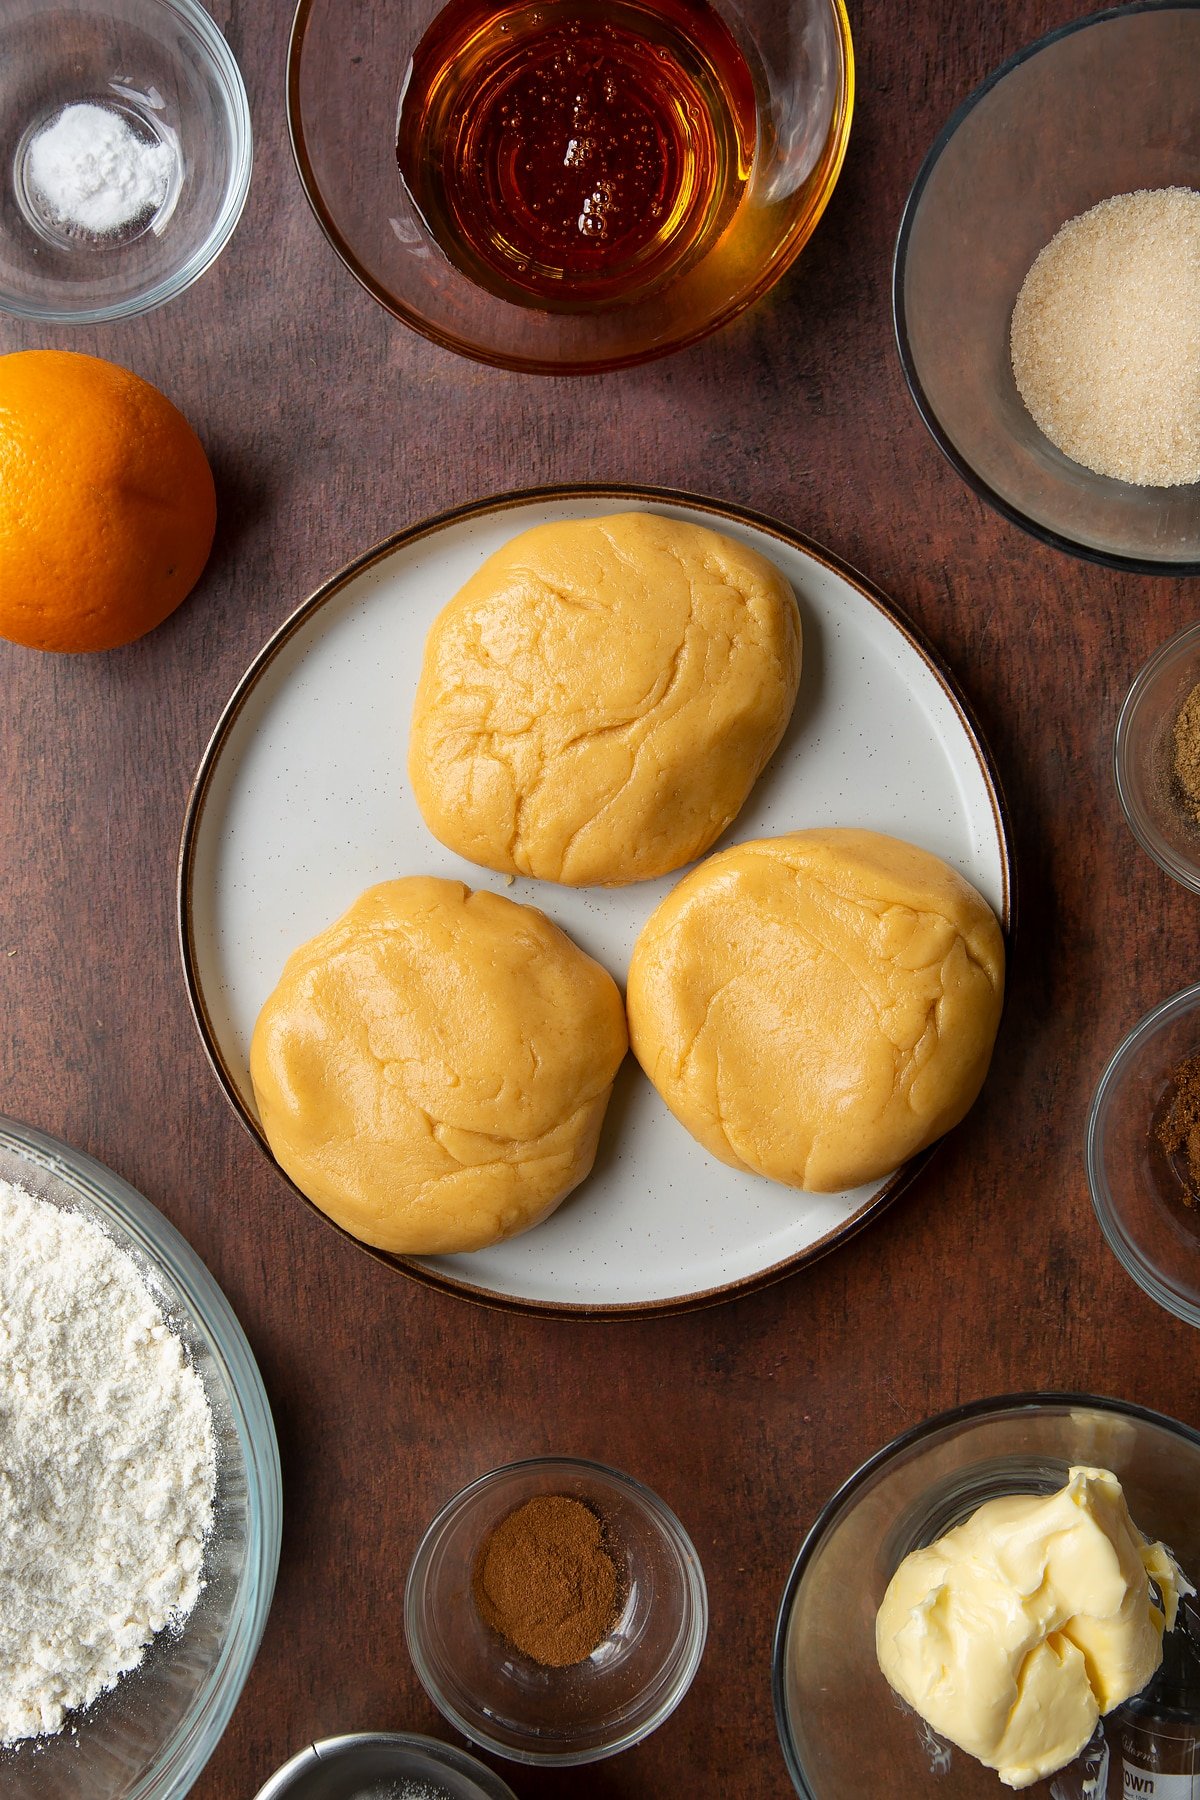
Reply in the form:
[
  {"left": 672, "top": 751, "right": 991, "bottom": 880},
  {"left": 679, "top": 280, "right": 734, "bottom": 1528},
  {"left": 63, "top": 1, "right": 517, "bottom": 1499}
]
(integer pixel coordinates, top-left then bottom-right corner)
[{"left": 397, "top": 0, "right": 757, "bottom": 309}]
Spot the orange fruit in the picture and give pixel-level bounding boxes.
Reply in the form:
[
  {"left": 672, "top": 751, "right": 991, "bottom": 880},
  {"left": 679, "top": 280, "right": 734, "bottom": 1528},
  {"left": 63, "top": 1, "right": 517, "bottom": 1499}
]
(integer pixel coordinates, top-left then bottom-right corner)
[{"left": 0, "top": 349, "right": 217, "bottom": 653}]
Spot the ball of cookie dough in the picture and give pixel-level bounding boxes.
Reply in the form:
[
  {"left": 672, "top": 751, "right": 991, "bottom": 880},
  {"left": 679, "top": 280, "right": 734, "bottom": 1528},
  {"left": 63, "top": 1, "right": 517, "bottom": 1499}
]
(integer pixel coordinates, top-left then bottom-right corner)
[
  {"left": 250, "top": 878, "right": 628, "bottom": 1254},
  {"left": 627, "top": 829, "right": 1005, "bottom": 1192},
  {"left": 408, "top": 512, "right": 801, "bottom": 887}
]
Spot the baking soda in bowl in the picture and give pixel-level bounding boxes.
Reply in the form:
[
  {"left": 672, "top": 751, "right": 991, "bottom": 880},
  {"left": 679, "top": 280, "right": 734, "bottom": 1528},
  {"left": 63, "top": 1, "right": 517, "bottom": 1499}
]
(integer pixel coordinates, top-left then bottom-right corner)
[
  {"left": 20, "top": 99, "right": 177, "bottom": 243},
  {"left": 0, "top": 1178, "right": 216, "bottom": 1744}
]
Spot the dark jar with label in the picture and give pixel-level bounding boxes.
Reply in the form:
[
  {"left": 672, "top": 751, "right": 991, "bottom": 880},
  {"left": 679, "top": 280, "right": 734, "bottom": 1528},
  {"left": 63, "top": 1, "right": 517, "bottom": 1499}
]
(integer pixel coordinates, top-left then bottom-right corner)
[{"left": 1109, "top": 1613, "right": 1200, "bottom": 1798}]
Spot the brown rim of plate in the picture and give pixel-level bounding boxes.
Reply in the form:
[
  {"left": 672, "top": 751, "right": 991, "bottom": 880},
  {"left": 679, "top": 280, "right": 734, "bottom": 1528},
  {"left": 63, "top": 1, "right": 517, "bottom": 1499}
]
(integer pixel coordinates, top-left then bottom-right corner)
[{"left": 178, "top": 482, "right": 1016, "bottom": 1320}]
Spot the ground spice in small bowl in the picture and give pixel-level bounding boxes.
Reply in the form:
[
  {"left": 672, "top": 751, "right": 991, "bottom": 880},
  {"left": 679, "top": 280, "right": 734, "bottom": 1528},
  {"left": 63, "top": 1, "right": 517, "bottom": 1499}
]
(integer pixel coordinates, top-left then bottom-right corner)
[
  {"left": 1171, "top": 684, "right": 1200, "bottom": 829},
  {"left": 1156, "top": 1052, "right": 1200, "bottom": 1207},
  {"left": 472, "top": 1494, "right": 621, "bottom": 1667}
]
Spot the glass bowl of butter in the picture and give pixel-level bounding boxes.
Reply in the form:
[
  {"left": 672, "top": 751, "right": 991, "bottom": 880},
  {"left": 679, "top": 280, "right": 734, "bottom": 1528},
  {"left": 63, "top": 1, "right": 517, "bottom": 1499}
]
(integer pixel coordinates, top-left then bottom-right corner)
[{"left": 773, "top": 1393, "right": 1200, "bottom": 1798}]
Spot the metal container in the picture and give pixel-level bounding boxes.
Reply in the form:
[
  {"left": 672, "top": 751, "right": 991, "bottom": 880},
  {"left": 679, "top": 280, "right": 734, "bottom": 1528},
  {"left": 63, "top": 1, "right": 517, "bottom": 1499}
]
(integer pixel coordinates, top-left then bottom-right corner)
[{"left": 253, "top": 1734, "right": 520, "bottom": 1800}]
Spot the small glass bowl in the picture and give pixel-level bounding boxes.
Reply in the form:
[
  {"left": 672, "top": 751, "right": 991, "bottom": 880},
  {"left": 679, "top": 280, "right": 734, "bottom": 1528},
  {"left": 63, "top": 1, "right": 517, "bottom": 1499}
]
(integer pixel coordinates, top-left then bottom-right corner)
[
  {"left": 774, "top": 1393, "right": 1200, "bottom": 1799},
  {"left": 894, "top": 4, "right": 1200, "bottom": 573},
  {"left": 404, "top": 1456, "right": 707, "bottom": 1765},
  {"left": 287, "top": 0, "right": 853, "bottom": 374},
  {"left": 1115, "top": 622, "right": 1200, "bottom": 895},
  {"left": 1087, "top": 984, "right": 1200, "bottom": 1329},
  {"left": 252, "top": 1732, "right": 520, "bottom": 1800},
  {"left": 0, "top": 0, "right": 252, "bottom": 322},
  {"left": 0, "top": 1113, "right": 281, "bottom": 1800}
]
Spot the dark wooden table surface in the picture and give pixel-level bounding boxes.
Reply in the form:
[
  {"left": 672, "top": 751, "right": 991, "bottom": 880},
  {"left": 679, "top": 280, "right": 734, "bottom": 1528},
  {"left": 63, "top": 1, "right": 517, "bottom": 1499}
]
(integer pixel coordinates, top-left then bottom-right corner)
[{"left": 3, "top": 0, "right": 1198, "bottom": 1794}]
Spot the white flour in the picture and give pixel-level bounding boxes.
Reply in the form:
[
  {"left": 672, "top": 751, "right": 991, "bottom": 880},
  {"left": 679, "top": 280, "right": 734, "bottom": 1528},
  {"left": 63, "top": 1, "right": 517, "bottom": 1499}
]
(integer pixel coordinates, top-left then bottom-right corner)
[{"left": 0, "top": 1179, "right": 216, "bottom": 1744}]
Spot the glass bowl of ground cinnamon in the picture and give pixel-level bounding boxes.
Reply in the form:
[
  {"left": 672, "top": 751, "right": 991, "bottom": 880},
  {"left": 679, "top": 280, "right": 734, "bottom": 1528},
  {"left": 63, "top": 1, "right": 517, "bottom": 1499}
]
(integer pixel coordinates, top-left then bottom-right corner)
[
  {"left": 403, "top": 1456, "right": 707, "bottom": 1765},
  {"left": 1116, "top": 622, "right": 1200, "bottom": 895},
  {"left": 1087, "top": 983, "right": 1200, "bottom": 1328}
]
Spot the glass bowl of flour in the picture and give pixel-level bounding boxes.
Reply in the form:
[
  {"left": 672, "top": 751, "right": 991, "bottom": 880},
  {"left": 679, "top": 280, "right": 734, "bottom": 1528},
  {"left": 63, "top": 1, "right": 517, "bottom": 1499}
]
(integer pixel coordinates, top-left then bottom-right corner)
[
  {"left": 0, "top": 1114, "right": 281, "bottom": 1800},
  {"left": 0, "top": 0, "right": 251, "bottom": 321}
]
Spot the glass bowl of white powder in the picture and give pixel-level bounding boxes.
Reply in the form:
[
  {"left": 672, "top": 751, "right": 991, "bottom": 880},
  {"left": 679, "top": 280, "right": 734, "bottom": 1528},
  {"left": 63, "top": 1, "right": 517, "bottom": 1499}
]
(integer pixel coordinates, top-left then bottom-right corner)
[
  {"left": 0, "top": 0, "right": 251, "bottom": 321},
  {"left": 893, "top": 4, "right": 1200, "bottom": 574},
  {"left": 0, "top": 1113, "right": 281, "bottom": 1799}
]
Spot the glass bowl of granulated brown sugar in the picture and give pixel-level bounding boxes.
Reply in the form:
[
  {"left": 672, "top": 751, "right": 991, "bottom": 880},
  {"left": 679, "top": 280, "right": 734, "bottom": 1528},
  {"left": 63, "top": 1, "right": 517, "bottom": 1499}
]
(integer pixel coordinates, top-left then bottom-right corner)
[
  {"left": 403, "top": 1456, "right": 708, "bottom": 1765},
  {"left": 1116, "top": 622, "right": 1200, "bottom": 895},
  {"left": 1087, "top": 983, "right": 1200, "bottom": 1328},
  {"left": 894, "top": 3, "right": 1200, "bottom": 574}
]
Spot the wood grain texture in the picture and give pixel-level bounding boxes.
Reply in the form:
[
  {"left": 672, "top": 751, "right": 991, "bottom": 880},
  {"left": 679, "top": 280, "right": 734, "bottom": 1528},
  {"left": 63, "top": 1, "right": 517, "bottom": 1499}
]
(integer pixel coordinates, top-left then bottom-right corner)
[{"left": 2, "top": 0, "right": 1198, "bottom": 1796}]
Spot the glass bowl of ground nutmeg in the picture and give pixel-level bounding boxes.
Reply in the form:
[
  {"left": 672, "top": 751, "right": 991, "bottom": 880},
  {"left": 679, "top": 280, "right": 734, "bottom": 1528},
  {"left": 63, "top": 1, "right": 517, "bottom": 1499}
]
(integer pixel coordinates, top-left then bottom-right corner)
[
  {"left": 1087, "top": 984, "right": 1200, "bottom": 1328},
  {"left": 894, "top": 4, "right": 1200, "bottom": 574},
  {"left": 1115, "top": 622, "right": 1200, "bottom": 895},
  {"left": 403, "top": 1456, "right": 708, "bottom": 1765}
]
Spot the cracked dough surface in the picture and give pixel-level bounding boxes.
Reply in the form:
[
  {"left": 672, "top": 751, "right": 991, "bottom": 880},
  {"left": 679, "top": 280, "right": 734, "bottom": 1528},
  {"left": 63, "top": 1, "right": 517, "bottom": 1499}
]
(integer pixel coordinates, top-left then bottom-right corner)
[
  {"left": 627, "top": 829, "right": 1005, "bottom": 1192},
  {"left": 249, "top": 878, "right": 628, "bottom": 1254},
  {"left": 408, "top": 512, "right": 801, "bottom": 887}
]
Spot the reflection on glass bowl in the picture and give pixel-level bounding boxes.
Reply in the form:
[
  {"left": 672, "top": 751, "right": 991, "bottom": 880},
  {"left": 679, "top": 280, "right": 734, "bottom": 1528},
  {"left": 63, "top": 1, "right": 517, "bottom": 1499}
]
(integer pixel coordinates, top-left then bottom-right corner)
[
  {"left": 773, "top": 1393, "right": 1200, "bottom": 1798},
  {"left": 0, "top": 1114, "right": 280, "bottom": 1800}
]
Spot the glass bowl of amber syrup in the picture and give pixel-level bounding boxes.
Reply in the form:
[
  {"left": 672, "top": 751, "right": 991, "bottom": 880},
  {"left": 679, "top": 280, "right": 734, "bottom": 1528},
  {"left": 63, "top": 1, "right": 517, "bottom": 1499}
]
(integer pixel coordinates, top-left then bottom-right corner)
[{"left": 287, "top": 0, "right": 853, "bottom": 371}]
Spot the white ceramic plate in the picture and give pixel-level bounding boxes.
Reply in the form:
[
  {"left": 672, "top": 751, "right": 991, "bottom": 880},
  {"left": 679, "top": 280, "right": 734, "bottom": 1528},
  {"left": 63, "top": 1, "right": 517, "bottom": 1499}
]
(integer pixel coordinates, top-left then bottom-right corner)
[{"left": 180, "top": 487, "right": 1012, "bottom": 1315}]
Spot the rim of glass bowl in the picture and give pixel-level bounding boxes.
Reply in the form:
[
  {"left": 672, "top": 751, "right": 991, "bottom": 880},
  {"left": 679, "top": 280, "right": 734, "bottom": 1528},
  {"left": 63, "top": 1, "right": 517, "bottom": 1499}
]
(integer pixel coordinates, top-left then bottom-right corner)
[
  {"left": 892, "top": 0, "right": 1200, "bottom": 579},
  {"left": 403, "top": 1455, "right": 709, "bottom": 1766},
  {"left": 1114, "top": 621, "right": 1200, "bottom": 896},
  {"left": 1085, "top": 982, "right": 1200, "bottom": 1328},
  {"left": 285, "top": 0, "right": 855, "bottom": 376},
  {"left": 3, "top": 0, "right": 253, "bottom": 326},
  {"left": 0, "top": 1111, "right": 282, "bottom": 1800},
  {"left": 771, "top": 1390, "right": 1200, "bottom": 1800}
]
